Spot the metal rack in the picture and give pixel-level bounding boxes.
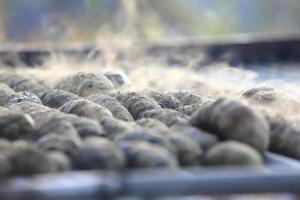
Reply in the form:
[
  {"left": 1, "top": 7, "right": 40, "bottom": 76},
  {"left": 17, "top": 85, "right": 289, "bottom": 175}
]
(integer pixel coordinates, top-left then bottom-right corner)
[
  {"left": 0, "top": 153, "right": 299, "bottom": 200},
  {"left": 1, "top": 34, "right": 300, "bottom": 67}
]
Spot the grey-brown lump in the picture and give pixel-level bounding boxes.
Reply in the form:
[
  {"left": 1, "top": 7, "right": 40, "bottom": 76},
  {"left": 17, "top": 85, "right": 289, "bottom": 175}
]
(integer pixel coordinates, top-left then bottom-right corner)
[
  {"left": 140, "top": 108, "right": 188, "bottom": 127},
  {"left": 47, "top": 151, "right": 71, "bottom": 172},
  {"left": 8, "top": 143, "right": 54, "bottom": 175},
  {"left": 114, "top": 128, "right": 175, "bottom": 154},
  {"left": 86, "top": 94, "right": 134, "bottom": 121},
  {"left": 35, "top": 117, "right": 79, "bottom": 139},
  {"left": 68, "top": 117, "right": 106, "bottom": 138},
  {"left": 189, "top": 97, "right": 270, "bottom": 153},
  {"left": 7, "top": 91, "right": 42, "bottom": 105},
  {"left": 104, "top": 71, "right": 127, "bottom": 88},
  {"left": 204, "top": 141, "right": 263, "bottom": 166},
  {"left": 0, "top": 113, "right": 36, "bottom": 141},
  {"left": 168, "top": 133, "right": 203, "bottom": 166},
  {"left": 117, "top": 141, "right": 177, "bottom": 169},
  {"left": 241, "top": 86, "right": 274, "bottom": 98},
  {"left": 136, "top": 118, "right": 170, "bottom": 133},
  {"left": 55, "top": 72, "right": 115, "bottom": 96},
  {"left": 113, "top": 92, "right": 161, "bottom": 120},
  {"left": 147, "top": 91, "right": 180, "bottom": 110},
  {"left": 59, "top": 99, "right": 113, "bottom": 121},
  {"left": 0, "top": 73, "right": 47, "bottom": 97},
  {"left": 72, "top": 137, "right": 124, "bottom": 170},
  {"left": 41, "top": 89, "right": 80, "bottom": 109},
  {"left": 0, "top": 82, "right": 15, "bottom": 106},
  {"left": 267, "top": 116, "right": 300, "bottom": 160},
  {"left": 99, "top": 117, "right": 137, "bottom": 139},
  {"left": 171, "top": 122, "right": 218, "bottom": 151},
  {"left": 37, "top": 134, "right": 82, "bottom": 156}
]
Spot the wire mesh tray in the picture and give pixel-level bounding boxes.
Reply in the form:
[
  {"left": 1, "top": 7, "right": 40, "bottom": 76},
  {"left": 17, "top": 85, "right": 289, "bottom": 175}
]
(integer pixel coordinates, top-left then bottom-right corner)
[{"left": 0, "top": 153, "right": 300, "bottom": 200}]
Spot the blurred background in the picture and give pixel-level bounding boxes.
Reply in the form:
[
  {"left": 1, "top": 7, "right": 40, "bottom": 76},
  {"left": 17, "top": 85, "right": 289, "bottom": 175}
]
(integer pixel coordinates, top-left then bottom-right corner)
[{"left": 0, "top": 0, "right": 300, "bottom": 44}]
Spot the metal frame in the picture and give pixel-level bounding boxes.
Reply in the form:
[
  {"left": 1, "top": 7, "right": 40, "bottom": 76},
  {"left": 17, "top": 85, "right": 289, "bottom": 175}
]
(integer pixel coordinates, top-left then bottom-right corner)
[
  {"left": 0, "top": 153, "right": 300, "bottom": 200},
  {"left": 1, "top": 34, "right": 300, "bottom": 66}
]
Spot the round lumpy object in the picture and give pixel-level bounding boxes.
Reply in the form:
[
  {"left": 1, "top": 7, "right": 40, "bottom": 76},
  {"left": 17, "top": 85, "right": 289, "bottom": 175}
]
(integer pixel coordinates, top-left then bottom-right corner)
[
  {"left": 0, "top": 107, "right": 12, "bottom": 117},
  {"left": 189, "top": 98, "right": 270, "bottom": 153},
  {"left": 14, "top": 79, "right": 46, "bottom": 97},
  {"left": 171, "top": 123, "right": 218, "bottom": 151},
  {"left": 104, "top": 71, "right": 127, "bottom": 88},
  {"left": 179, "top": 97, "right": 213, "bottom": 116},
  {"left": 0, "top": 73, "right": 46, "bottom": 97},
  {"left": 140, "top": 108, "right": 189, "bottom": 127},
  {"left": 247, "top": 91, "right": 279, "bottom": 105},
  {"left": 47, "top": 151, "right": 71, "bottom": 172},
  {"left": 59, "top": 99, "right": 113, "bottom": 121},
  {"left": 168, "top": 133, "right": 202, "bottom": 166},
  {"left": 72, "top": 137, "right": 124, "bottom": 170},
  {"left": 77, "top": 79, "right": 114, "bottom": 97},
  {"left": 0, "top": 82, "right": 15, "bottom": 106},
  {"left": 8, "top": 101, "right": 49, "bottom": 114},
  {"left": 204, "top": 141, "right": 263, "bottom": 166},
  {"left": 267, "top": 116, "right": 300, "bottom": 160},
  {"left": 0, "top": 113, "right": 36, "bottom": 141},
  {"left": 100, "top": 117, "right": 137, "bottom": 139},
  {"left": 86, "top": 94, "right": 133, "bottom": 121},
  {"left": 0, "top": 139, "right": 11, "bottom": 153},
  {"left": 114, "top": 129, "right": 175, "bottom": 154},
  {"left": 28, "top": 109, "right": 62, "bottom": 127},
  {"left": 114, "top": 92, "right": 161, "bottom": 120},
  {"left": 8, "top": 143, "right": 54, "bottom": 175},
  {"left": 7, "top": 91, "right": 42, "bottom": 105},
  {"left": 147, "top": 91, "right": 179, "bottom": 110},
  {"left": 68, "top": 117, "right": 106, "bottom": 138},
  {"left": 36, "top": 117, "right": 79, "bottom": 139},
  {"left": 37, "top": 134, "right": 82, "bottom": 156},
  {"left": 12, "top": 140, "right": 34, "bottom": 149},
  {"left": 241, "top": 86, "right": 274, "bottom": 98},
  {"left": 179, "top": 104, "right": 203, "bottom": 116},
  {"left": 242, "top": 86, "right": 288, "bottom": 107},
  {"left": 117, "top": 141, "right": 177, "bottom": 169},
  {"left": 136, "top": 118, "right": 170, "bottom": 133},
  {"left": 55, "top": 72, "right": 115, "bottom": 96},
  {"left": 180, "top": 94, "right": 204, "bottom": 105},
  {"left": 0, "top": 154, "right": 10, "bottom": 176},
  {"left": 41, "top": 89, "right": 80, "bottom": 109}
]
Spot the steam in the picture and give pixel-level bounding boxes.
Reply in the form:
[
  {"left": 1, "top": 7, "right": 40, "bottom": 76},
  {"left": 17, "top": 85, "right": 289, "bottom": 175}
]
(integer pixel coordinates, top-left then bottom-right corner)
[{"left": 0, "top": 46, "right": 300, "bottom": 120}]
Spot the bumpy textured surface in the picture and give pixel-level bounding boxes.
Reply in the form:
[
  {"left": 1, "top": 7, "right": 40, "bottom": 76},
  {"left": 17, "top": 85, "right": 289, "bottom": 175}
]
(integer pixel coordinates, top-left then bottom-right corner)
[
  {"left": 7, "top": 91, "right": 42, "bottom": 105},
  {"left": 189, "top": 98, "right": 270, "bottom": 153},
  {"left": 0, "top": 71, "right": 277, "bottom": 176},
  {"left": 204, "top": 141, "right": 263, "bottom": 166}
]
